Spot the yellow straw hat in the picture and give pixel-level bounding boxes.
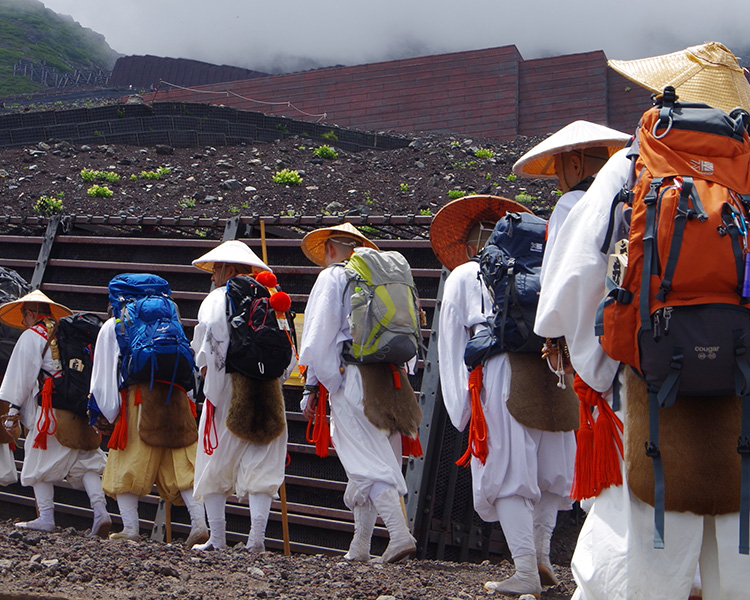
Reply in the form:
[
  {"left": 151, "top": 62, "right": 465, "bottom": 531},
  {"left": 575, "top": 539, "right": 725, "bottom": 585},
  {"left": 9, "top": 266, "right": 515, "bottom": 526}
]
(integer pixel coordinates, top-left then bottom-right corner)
[
  {"left": 0, "top": 289, "right": 73, "bottom": 329},
  {"left": 192, "top": 240, "right": 271, "bottom": 273},
  {"left": 430, "top": 195, "right": 532, "bottom": 271},
  {"left": 301, "top": 222, "right": 379, "bottom": 267},
  {"left": 608, "top": 41, "right": 750, "bottom": 114},
  {"left": 512, "top": 120, "right": 631, "bottom": 179}
]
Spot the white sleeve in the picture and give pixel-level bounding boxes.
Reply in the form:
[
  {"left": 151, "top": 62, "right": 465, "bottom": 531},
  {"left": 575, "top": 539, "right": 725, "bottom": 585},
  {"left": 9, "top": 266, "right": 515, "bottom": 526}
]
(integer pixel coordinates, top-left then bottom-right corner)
[
  {"left": 534, "top": 149, "right": 630, "bottom": 392},
  {"left": 89, "top": 317, "right": 122, "bottom": 423}
]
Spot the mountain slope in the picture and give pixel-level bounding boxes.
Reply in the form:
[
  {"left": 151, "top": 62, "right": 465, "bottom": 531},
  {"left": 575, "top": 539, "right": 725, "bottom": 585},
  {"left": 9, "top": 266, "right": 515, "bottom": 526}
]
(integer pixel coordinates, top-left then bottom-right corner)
[{"left": 0, "top": 0, "right": 120, "bottom": 96}]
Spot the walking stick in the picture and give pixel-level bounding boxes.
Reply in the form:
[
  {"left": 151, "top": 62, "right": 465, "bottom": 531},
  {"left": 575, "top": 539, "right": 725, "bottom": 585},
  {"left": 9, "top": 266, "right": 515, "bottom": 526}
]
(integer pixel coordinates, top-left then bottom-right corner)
[
  {"left": 280, "top": 481, "right": 290, "bottom": 555},
  {"left": 260, "top": 221, "right": 291, "bottom": 556}
]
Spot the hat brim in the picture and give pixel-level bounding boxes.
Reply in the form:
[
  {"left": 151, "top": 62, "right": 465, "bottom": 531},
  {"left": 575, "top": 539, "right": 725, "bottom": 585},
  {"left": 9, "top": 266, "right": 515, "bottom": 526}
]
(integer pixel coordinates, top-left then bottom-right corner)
[
  {"left": 301, "top": 223, "right": 379, "bottom": 267},
  {"left": 0, "top": 289, "right": 73, "bottom": 329},
  {"left": 430, "top": 195, "right": 532, "bottom": 270},
  {"left": 192, "top": 240, "right": 271, "bottom": 273},
  {"left": 608, "top": 41, "right": 750, "bottom": 114},
  {"left": 512, "top": 120, "right": 631, "bottom": 179}
]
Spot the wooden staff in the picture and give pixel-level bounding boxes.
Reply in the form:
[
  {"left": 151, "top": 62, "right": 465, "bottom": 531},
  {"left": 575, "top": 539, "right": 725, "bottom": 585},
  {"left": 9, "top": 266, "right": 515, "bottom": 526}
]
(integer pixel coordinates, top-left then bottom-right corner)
[{"left": 260, "top": 219, "right": 291, "bottom": 556}]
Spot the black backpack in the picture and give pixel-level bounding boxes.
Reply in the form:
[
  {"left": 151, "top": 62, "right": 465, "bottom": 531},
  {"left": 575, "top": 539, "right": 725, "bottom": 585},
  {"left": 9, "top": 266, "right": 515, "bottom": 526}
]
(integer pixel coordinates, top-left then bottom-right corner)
[
  {"left": 463, "top": 212, "right": 547, "bottom": 369},
  {"left": 225, "top": 275, "right": 293, "bottom": 380},
  {"left": 42, "top": 313, "right": 104, "bottom": 417}
]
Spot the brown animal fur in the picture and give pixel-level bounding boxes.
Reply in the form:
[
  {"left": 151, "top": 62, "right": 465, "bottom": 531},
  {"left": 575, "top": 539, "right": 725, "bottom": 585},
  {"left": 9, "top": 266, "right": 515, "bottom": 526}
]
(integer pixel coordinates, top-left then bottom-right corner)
[
  {"left": 137, "top": 382, "right": 198, "bottom": 449},
  {"left": 0, "top": 400, "right": 17, "bottom": 444},
  {"left": 624, "top": 367, "right": 741, "bottom": 515},
  {"left": 225, "top": 373, "right": 286, "bottom": 444},
  {"left": 506, "top": 353, "right": 579, "bottom": 432},
  {"left": 54, "top": 409, "right": 101, "bottom": 450},
  {"left": 359, "top": 364, "right": 422, "bottom": 437}
]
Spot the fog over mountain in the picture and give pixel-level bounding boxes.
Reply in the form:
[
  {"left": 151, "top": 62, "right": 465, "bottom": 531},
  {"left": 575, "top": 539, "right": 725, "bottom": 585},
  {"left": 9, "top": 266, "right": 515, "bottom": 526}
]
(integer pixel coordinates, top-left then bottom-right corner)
[{"left": 37, "top": 0, "right": 750, "bottom": 74}]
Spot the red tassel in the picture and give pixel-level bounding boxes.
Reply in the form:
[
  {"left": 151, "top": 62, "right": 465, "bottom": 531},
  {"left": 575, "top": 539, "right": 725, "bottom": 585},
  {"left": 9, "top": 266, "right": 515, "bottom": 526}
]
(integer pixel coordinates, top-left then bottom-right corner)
[
  {"left": 202, "top": 399, "right": 218, "bottom": 455},
  {"left": 33, "top": 378, "right": 57, "bottom": 450},
  {"left": 401, "top": 434, "right": 423, "bottom": 457},
  {"left": 305, "top": 385, "right": 331, "bottom": 458},
  {"left": 269, "top": 291, "right": 292, "bottom": 313},
  {"left": 255, "top": 271, "right": 277, "bottom": 287},
  {"left": 456, "top": 365, "right": 488, "bottom": 467},
  {"left": 107, "top": 389, "right": 129, "bottom": 450},
  {"left": 390, "top": 364, "right": 402, "bottom": 389},
  {"left": 570, "top": 374, "right": 624, "bottom": 501}
]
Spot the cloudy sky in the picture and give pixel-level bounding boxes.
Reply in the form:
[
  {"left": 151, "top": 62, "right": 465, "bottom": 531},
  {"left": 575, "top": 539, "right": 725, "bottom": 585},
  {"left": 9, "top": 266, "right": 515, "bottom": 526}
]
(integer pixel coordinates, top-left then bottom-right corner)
[{"left": 38, "top": 0, "right": 750, "bottom": 73}]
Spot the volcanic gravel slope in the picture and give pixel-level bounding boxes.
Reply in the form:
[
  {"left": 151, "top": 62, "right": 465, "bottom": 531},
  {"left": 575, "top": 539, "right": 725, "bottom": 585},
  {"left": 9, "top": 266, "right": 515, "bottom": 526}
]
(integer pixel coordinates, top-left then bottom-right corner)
[{"left": 0, "top": 130, "right": 560, "bottom": 224}]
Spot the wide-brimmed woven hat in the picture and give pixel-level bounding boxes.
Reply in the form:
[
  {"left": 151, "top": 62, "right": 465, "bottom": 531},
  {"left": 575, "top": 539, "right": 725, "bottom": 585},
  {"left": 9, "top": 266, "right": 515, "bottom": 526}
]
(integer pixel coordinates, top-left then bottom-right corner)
[
  {"left": 513, "top": 121, "right": 631, "bottom": 179},
  {"left": 0, "top": 289, "right": 72, "bottom": 329},
  {"left": 192, "top": 240, "right": 271, "bottom": 273},
  {"left": 608, "top": 41, "right": 750, "bottom": 114},
  {"left": 430, "top": 195, "right": 532, "bottom": 270},
  {"left": 301, "top": 222, "right": 379, "bottom": 267}
]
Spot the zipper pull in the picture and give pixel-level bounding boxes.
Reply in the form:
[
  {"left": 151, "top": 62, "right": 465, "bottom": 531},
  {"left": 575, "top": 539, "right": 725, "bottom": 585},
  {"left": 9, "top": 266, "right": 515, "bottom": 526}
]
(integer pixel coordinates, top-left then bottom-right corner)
[
  {"left": 663, "top": 306, "right": 673, "bottom": 335},
  {"left": 652, "top": 310, "right": 661, "bottom": 341}
]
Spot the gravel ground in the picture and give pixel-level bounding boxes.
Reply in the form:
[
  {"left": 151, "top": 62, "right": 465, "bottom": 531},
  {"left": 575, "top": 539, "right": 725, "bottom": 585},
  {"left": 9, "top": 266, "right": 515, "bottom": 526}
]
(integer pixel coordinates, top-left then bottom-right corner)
[{"left": 0, "top": 518, "right": 578, "bottom": 600}]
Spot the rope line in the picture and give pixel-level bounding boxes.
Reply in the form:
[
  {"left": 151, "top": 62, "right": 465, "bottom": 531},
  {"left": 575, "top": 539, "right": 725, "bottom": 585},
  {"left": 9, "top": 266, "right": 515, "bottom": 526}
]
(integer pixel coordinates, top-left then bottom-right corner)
[{"left": 154, "top": 80, "right": 328, "bottom": 121}]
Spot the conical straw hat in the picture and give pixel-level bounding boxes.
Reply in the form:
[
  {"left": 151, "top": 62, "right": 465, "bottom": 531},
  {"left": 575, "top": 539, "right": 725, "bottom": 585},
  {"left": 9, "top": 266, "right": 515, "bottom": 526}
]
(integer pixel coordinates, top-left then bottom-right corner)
[
  {"left": 430, "top": 195, "right": 532, "bottom": 271},
  {"left": 0, "top": 289, "right": 73, "bottom": 329},
  {"left": 513, "top": 120, "right": 631, "bottom": 179},
  {"left": 301, "top": 222, "right": 379, "bottom": 267},
  {"left": 192, "top": 240, "right": 271, "bottom": 273},
  {"left": 608, "top": 41, "right": 750, "bottom": 114}
]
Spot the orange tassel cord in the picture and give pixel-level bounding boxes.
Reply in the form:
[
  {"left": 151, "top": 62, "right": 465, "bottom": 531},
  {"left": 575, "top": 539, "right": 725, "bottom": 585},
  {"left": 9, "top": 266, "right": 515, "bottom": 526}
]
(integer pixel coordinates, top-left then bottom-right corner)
[
  {"left": 570, "top": 374, "right": 624, "bottom": 501},
  {"left": 107, "top": 388, "right": 130, "bottom": 450},
  {"left": 33, "top": 377, "right": 57, "bottom": 450},
  {"left": 456, "top": 365, "right": 489, "bottom": 467},
  {"left": 306, "top": 384, "right": 331, "bottom": 458}
]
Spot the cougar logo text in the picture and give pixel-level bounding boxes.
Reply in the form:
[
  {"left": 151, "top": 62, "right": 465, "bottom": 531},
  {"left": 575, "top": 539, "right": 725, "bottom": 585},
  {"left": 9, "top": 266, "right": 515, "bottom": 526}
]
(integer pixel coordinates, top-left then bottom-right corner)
[{"left": 695, "top": 345, "right": 719, "bottom": 360}]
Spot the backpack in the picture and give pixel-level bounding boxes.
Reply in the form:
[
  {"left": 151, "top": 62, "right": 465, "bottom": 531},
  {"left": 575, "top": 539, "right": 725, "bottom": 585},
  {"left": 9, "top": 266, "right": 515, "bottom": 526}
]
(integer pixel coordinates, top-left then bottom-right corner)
[
  {"left": 41, "top": 313, "right": 103, "bottom": 417},
  {"left": 463, "top": 211, "right": 547, "bottom": 369},
  {"left": 224, "top": 274, "right": 294, "bottom": 380},
  {"left": 595, "top": 86, "right": 750, "bottom": 553},
  {"left": 0, "top": 266, "right": 30, "bottom": 381},
  {"left": 341, "top": 247, "right": 421, "bottom": 365},
  {"left": 108, "top": 273, "right": 196, "bottom": 393}
]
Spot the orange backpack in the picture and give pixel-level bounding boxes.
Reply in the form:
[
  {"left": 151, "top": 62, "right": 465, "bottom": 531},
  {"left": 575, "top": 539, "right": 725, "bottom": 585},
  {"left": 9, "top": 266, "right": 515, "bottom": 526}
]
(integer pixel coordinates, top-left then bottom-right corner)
[{"left": 596, "top": 86, "right": 750, "bottom": 552}]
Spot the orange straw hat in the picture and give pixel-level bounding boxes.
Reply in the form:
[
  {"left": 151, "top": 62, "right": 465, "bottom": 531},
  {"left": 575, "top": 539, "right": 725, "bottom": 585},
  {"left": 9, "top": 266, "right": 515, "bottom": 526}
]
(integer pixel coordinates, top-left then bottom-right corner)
[
  {"left": 608, "top": 41, "right": 750, "bottom": 114},
  {"left": 0, "top": 289, "right": 72, "bottom": 329},
  {"left": 512, "top": 120, "right": 631, "bottom": 179},
  {"left": 301, "top": 222, "right": 379, "bottom": 267},
  {"left": 430, "top": 195, "right": 532, "bottom": 271}
]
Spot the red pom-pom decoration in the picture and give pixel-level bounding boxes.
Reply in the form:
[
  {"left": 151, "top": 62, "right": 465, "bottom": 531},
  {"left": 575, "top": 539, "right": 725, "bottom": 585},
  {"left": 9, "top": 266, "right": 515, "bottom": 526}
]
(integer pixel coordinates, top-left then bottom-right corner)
[
  {"left": 269, "top": 291, "right": 292, "bottom": 313},
  {"left": 256, "top": 271, "right": 277, "bottom": 288}
]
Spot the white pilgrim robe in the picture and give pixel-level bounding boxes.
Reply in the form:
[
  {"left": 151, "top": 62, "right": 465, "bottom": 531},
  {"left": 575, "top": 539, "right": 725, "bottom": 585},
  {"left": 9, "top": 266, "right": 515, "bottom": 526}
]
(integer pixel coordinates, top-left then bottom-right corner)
[
  {"left": 298, "top": 265, "right": 406, "bottom": 509},
  {"left": 0, "top": 323, "right": 105, "bottom": 488},
  {"left": 437, "top": 259, "right": 575, "bottom": 522},
  {"left": 191, "top": 287, "right": 287, "bottom": 500},
  {"left": 535, "top": 148, "right": 750, "bottom": 600}
]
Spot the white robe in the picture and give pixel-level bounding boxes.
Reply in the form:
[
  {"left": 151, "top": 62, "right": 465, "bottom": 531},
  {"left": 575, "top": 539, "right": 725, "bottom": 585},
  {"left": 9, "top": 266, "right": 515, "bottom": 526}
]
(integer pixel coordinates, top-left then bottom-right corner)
[
  {"left": 298, "top": 265, "right": 406, "bottom": 509},
  {"left": 535, "top": 148, "right": 750, "bottom": 599},
  {"left": 191, "top": 287, "right": 287, "bottom": 500},
  {"left": 0, "top": 323, "right": 105, "bottom": 488},
  {"left": 437, "top": 260, "right": 575, "bottom": 521}
]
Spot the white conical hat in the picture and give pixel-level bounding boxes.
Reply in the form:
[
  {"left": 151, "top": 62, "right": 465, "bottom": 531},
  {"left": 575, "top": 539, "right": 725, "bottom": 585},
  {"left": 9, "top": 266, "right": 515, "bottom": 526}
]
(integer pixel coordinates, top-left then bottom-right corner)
[
  {"left": 608, "top": 41, "right": 750, "bottom": 114},
  {"left": 513, "top": 120, "right": 631, "bottom": 179},
  {"left": 192, "top": 240, "right": 271, "bottom": 273},
  {"left": 0, "top": 289, "right": 72, "bottom": 329}
]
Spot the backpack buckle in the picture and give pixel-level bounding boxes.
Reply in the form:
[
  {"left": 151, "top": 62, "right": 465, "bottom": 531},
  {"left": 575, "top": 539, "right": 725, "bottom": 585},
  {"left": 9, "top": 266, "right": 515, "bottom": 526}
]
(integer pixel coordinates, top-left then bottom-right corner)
[
  {"left": 738, "top": 436, "right": 750, "bottom": 455},
  {"left": 645, "top": 441, "right": 660, "bottom": 458}
]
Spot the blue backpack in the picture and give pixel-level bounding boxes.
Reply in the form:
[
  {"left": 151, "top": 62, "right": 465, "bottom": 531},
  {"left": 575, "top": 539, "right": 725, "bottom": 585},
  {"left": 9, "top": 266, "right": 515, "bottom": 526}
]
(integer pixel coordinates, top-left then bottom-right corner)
[
  {"left": 108, "top": 273, "right": 196, "bottom": 394},
  {"left": 463, "top": 212, "right": 547, "bottom": 368}
]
